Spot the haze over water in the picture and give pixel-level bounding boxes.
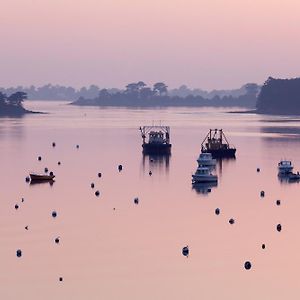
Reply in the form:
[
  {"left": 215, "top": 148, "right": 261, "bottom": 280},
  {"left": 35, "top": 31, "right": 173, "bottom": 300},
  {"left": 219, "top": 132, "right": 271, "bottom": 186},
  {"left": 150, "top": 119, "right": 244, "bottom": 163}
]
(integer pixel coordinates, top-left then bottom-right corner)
[{"left": 1, "top": 101, "right": 300, "bottom": 299}]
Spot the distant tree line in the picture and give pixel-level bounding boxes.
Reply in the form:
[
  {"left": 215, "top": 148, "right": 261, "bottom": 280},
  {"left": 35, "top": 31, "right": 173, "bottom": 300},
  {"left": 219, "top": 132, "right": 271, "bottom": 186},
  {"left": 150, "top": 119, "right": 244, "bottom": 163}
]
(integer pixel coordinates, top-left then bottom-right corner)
[
  {"left": 0, "top": 84, "right": 116, "bottom": 101},
  {"left": 73, "top": 82, "right": 259, "bottom": 108},
  {"left": 0, "top": 91, "right": 29, "bottom": 116},
  {"left": 0, "top": 82, "right": 260, "bottom": 103},
  {"left": 256, "top": 77, "right": 300, "bottom": 114}
]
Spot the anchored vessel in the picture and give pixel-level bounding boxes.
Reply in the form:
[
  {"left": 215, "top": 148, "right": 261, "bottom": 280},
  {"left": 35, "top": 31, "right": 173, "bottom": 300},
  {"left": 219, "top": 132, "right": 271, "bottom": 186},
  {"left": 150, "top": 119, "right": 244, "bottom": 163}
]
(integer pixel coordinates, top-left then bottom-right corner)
[
  {"left": 192, "top": 166, "right": 218, "bottom": 184},
  {"left": 277, "top": 160, "right": 300, "bottom": 181},
  {"left": 197, "top": 153, "right": 216, "bottom": 167},
  {"left": 30, "top": 173, "right": 55, "bottom": 182},
  {"left": 201, "top": 129, "right": 236, "bottom": 158},
  {"left": 140, "top": 126, "right": 172, "bottom": 154},
  {"left": 278, "top": 160, "right": 293, "bottom": 174}
]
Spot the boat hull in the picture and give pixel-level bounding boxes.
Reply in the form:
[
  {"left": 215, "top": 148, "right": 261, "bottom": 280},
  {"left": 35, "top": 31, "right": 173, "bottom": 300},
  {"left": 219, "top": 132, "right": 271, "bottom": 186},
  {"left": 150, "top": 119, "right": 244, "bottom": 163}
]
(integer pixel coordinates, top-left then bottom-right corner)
[
  {"left": 30, "top": 174, "right": 55, "bottom": 181},
  {"left": 142, "top": 143, "right": 171, "bottom": 155},
  {"left": 201, "top": 148, "right": 236, "bottom": 158}
]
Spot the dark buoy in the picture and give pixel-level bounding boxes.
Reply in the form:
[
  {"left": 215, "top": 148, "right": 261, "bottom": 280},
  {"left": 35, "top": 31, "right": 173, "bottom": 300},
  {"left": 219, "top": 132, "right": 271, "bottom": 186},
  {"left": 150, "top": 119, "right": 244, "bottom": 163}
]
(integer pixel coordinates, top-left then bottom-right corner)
[
  {"left": 149, "top": 171, "right": 152, "bottom": 176},
  {"left": 55, "top": 237, "right": 60, "bottom": 244},
  {"left": 49, "top": 171, "right": 54, "bottom": 176},
  {"left": 134, "top": 197, "right": 139, "bottom": 204},
  {"left": 58, "top": 161, "right": 61, "bottom": 165},
  {"left": 257, "top": 168, "right": 260, "bottom": 172},
  {"left": 113, "top": 208, "right": 116, "bottom": 210},
  {"left": 25, "top": 176, "right": 30, "bottom": 182},
  {"left": 52, "top": 211, "right": 57, "bottom": 218},
  {"left": 277, "top": 224, "right": 282, "bottom": 232},
  {"left": 118, "top": 165, "right": 123, "bottom": 172},
  {"left": 98, "top": 172, "right": 102, "bottom": 178},
  {"left": 21, "top": 198, "right": 24, "bottom": 203},
  {"left": 276, "top": 200, "right": 281, "bottom": 206},
  {"left": 260, "top": 191, "right": 265, "bottom": 197},
  {"left": 76, "top": 145, "right": 79, "bottom": 149},
  {"left": 182, "top": 246, "right": 189, "bottom": 257},
  {"left": 25, "top": 226, "right": 28, "bottom": 230},
  {"left": 15, "top": 204, "right": 19, "bottom": 210},
  {"left": 215, "top": 208, "right": 220, "bottom": 215},
  {"left": 229, "top": 218, "right": 235, "bottom": 225},
  {"left": 262, "top": 244, "right": 266, "bottom": 249},
  {"left": 16, "top": 249, "right": 22, "bottom": 257},
  {"left": 95, "top": 190, "right": 100, "bottom": 197},
  {"left": 91, "top": 183, "right": 95, "bottom": 188},
  {"left": 38, "top": 156, "right": 42, "bottom": 161},
  {"left": 52, "top": 142, "right": 56, "bottom": 147},
  {"left": 244, "top": 261, "right": 252, "bottom": 270},
  {"left": 44, "top": 167, "right": 49, "bottom": 173},
  {"left": 59, "top": 277, "right": 63, "bottom": 282}
]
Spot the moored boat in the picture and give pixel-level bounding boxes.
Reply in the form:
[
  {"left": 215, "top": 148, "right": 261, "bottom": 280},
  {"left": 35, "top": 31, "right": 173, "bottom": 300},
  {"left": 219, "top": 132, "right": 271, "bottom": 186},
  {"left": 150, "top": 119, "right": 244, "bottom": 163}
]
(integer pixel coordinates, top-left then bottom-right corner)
[
  {"left": 192, "top": 167, "right": 218, "bottom": 184},
  {"left": 197, "top": 153, "right": 216, "bottom": 167},
  {"left": 278, "top": 160, "right": 293, "bottom": 174},
  {"left": 30, "top": 173, "right": 55, "bottom": 181},
  {"left": 201, "top": 129, "right": 236, "bottom": 158},
  {"left": 140, "top": 125, "right": 171, "bottom": 154}
]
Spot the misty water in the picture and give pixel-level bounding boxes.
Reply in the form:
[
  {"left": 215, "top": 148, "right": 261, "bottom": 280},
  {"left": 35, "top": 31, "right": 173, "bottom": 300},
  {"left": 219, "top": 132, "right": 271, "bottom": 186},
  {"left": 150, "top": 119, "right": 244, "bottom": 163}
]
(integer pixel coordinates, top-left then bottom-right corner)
[{"left": 1, "top": 101, "right": 300, "bottom": 299}]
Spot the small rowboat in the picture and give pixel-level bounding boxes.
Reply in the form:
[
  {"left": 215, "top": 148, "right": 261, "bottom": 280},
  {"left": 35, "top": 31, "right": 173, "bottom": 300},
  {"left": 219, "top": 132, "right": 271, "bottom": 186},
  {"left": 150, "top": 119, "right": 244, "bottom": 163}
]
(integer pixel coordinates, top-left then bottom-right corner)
[{"left": 30, "top": 173, "right": 55, "bottom": 181}]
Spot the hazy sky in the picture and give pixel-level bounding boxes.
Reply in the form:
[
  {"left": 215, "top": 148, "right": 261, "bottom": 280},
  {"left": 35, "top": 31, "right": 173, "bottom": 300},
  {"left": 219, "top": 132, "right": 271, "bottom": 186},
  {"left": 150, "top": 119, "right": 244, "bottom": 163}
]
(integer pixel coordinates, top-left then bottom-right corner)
[{"left": 1, "top": 0, "right": 300, "bottom": 89}]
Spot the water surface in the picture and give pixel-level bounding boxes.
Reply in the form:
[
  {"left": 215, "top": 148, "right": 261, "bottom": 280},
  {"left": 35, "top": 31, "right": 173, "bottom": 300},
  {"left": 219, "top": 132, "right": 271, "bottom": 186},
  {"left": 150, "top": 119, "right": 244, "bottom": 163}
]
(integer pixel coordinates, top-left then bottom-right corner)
[{"left": 1, "top": 101, "right": 300, "bottom": 299}]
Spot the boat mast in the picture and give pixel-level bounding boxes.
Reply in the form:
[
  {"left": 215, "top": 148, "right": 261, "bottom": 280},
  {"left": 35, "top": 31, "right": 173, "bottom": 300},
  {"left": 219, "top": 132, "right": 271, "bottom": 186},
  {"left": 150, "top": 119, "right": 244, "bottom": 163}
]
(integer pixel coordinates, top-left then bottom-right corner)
[{"left": 139, "top": 126, "right": 146, "bottom": 144}]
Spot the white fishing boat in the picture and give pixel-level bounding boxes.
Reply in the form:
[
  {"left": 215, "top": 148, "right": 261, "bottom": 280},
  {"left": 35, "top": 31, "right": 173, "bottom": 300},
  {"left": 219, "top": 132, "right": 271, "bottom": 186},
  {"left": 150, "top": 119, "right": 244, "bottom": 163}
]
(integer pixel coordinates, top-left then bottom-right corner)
[
  {"left": 192, "top": 167, "right": 218, "bottom": 183},
  {"left": 197, "top": 153, "right": 216, "bottom": 167},
  {"left": 278, "top": 160, "right": 293, "bottom": 174}
]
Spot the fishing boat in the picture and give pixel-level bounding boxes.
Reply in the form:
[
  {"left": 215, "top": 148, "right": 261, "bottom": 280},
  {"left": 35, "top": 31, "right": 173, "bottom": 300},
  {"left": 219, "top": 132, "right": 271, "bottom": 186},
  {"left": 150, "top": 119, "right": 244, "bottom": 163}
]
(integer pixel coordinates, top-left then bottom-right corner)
[
  {"left": 278, "top": 160, "right": 293, "bottom": 174},
  {"left": 197, "top": 153, "right": 216, "bottom": 167},
  {"left": 201, "top": 129, "right": 236, "bottom": 158},
  {"left": 192, "top": 167, "right": 218, "bottom": 184},
  {"left": 30, "top": 173, "right": 55, "bottom": 181},
  {"left": 288, "top": 172, "right": 300, "bottom": 181},
  {"left": 140, "top": 125, "right": 171, "bottom": 154}
]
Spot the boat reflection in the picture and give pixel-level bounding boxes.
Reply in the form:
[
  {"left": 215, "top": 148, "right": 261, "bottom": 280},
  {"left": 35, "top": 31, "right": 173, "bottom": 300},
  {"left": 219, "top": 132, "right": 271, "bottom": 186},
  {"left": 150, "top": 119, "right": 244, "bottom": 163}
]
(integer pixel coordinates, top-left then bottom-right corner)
[
  {"left": 192, "top": 181, "right": 218, "bottom": 195},
  {"left": 141, "top": 153, "right": 171, "bottom": 174},
  {"left": 216, "top": 157, "right": 236, "bottom": 176}
]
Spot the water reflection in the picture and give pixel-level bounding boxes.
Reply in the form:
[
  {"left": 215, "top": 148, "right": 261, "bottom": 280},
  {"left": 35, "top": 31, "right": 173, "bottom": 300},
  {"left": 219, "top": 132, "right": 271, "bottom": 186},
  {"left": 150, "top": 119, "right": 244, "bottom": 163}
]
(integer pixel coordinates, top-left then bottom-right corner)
[
  {"left": 0, "top": 117, "right": 24, "bottom": 139},
  {"left": 141, "top": 153, "right": 171, "bottom": 174},
  {"left": 192, "top": 182, "right": 218, "bottom": 195},
  {"left": 216, "top": 157, "right": 236, "bottom": 175}
]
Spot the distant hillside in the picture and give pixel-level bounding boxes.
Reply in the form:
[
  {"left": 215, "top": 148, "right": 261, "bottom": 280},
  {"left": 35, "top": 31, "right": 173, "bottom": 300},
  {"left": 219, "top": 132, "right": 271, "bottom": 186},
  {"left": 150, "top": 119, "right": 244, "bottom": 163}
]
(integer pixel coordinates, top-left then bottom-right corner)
[
  {"left": 257, "top": 77, "right": 300, "bottom": 114},
  {"left": 71, "top": 82, "right": 259, "bottom": 108}
]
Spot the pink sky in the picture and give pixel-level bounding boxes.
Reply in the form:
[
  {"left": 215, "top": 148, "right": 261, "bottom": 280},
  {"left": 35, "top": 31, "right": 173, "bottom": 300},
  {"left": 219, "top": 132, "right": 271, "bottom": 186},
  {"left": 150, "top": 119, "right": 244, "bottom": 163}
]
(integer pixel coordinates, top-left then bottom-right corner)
[{"left": 1, "top": 0, "right": 300, "bottom": 89}]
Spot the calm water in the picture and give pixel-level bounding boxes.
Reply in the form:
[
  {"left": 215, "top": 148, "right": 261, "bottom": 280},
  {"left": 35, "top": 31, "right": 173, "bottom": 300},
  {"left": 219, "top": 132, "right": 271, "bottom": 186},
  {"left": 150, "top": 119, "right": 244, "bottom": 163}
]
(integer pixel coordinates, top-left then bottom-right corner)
[{"left": 1, "top": 101, "right": 300, "bottom": 299}]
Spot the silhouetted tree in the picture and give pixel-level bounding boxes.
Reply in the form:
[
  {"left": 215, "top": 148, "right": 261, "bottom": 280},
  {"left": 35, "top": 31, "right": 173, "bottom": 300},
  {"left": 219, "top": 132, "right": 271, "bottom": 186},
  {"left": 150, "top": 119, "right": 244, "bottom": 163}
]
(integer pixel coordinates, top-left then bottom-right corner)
[
  {"left": 125, "top": 83, "right": 139, "bottom": 94},
  {"left": 0, "top": 92, "right": 7, "bottom": 105},
  {"left": 140, "top": 87, "right": 154, "bottom": 99},
  {"left": 153, "top": 82, "right": 168, "bottom": 96},
  {"left": 8, "top": 92, "right": 27, "bottom": 106},
  {"left": 256, "top": 77, "right": 300, "bottom": 114}
]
